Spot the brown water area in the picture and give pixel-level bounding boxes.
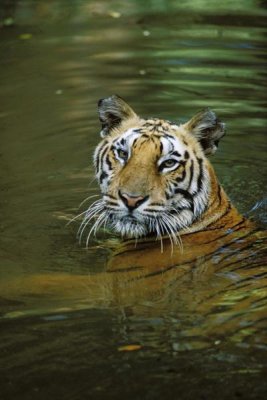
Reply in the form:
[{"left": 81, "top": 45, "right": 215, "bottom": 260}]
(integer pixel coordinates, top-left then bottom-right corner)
[{"left": 0, "top": 1, "right": 267, "bottom": 399}]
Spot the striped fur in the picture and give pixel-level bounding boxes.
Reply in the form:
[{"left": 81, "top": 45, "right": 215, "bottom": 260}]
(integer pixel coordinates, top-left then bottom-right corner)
[{"left": 83, "top": 95, "right": 241, "bottom": 244}]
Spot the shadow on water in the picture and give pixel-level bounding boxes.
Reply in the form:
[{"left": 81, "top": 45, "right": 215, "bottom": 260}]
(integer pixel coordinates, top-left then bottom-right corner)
[{"left": 0, "top": 1, "right": 267, "bottom": 399}]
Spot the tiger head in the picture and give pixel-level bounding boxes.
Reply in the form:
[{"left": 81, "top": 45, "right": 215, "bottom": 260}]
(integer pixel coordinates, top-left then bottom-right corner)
[{"left": 92, "top": 95, "right": 225, "bottom": 239}]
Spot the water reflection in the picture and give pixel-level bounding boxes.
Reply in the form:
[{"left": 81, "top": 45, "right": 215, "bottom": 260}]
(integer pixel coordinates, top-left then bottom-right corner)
[
  {"left": 0, "top": 0, "right": 267, "bottom": 399},
  {"left": 1, "top": 222, "right": 266, "bottom": 351}
]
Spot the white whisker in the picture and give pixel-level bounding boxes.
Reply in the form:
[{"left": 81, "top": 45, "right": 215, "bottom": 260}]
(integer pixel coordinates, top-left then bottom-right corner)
[
  {"left": 77, "top": 205, "right": 104, "bottom": 238},
  {"left": 85, "top": 212, "right": 106, "bottom": 248},
  {"left": 154, "top": 216, "right": 164, "bottom": 253},
  {"left": 77, "top": 199, "right": 105, "bottom": 243},
  {"left": 164, "top": 213, "right": 184, "bottom": 252},
  {"left": 103, "top": 210, "right": 111, "bottom": 233},
  {"left": 66, "top": 209, "right": 90, "bottom": 226},
  {"left": 67, "top": 195, "right": 101, "bottom": 227},
  {"left": 79, "top": 194, "right": 100, "bottom": 208},
  {"left": 158, "top": 217, "right": 174, "bottom": 255}
]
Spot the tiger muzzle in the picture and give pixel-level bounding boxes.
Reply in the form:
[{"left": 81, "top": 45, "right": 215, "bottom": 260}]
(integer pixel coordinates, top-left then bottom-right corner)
[{"left": 118, "top": 191, "right": 149, "bottom": 211}]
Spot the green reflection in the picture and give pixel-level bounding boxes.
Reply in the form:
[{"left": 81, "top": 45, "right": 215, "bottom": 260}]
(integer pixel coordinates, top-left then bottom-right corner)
[{"left": 0, "top": 0, "right": 266, "bottom": 398}]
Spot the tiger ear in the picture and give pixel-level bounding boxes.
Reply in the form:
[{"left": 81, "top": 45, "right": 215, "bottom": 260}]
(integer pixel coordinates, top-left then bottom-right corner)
[
  {"left": 98, "top": 95, "right": 137, "bottom": 137},
  {"left": 184, "top": 108, "right": 225, "bottom": 155}
]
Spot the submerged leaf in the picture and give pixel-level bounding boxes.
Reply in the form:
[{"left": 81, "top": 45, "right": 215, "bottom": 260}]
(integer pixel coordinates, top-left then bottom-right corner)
[
  {"left": 118, "top": 344, "right": 142, "bottom": 352},
  {"left": 19, "top": 33, "right": 32, "bottom": 40}
]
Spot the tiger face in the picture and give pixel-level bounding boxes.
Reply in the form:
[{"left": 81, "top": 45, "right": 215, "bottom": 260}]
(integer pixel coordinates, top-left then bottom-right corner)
[{"left": 91, "top": 95, "right": 225, "bottom": 240}]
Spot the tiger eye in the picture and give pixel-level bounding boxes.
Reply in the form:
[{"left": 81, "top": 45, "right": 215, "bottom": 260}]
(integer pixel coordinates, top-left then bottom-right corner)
[
  {"left": 162, "top": 159, "right": 177, "bottom": 168},
  {"left": 118, "top": 149, "right": 128, "bottom": 160}
]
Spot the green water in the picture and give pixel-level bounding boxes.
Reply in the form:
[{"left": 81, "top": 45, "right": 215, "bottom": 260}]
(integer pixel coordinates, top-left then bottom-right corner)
[{"left": 0, "top": 1, "right": 267, "bottom": 399}]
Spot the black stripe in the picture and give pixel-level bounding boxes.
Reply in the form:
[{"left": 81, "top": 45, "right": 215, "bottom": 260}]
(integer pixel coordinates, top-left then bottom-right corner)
[
  {"left": 132, "top": 137, "right": 138, "bottom": 148},
  {"left": 247, "top": 295, "right": 267, "bottom": 306},
  {"left": 99, "top": 145, "right": 109, "bottom": 164},
  {"left": 100, "top": 145, "right": 109, "bottom": 157},
  {"left": 105, "top": 154, "right": 112, "bottom": 170},
  {"left": 163, "top": 133, "right": 175, "bottom": 139},
  {"left": 96, "top": 142, "right": 108, "bottom": 173},
  {"left": 217, "top": 184, "right": 222, "bottom": 206},
  {"left": 187, "top": 159, "right": 194, "bottom": 190},
  {"left": 208, "top": 183, "right": 221, "bottom": 209},
  {"left": 99, "top": 171, "right": 108, "bottom": 184},
  {"left": 174, "top": 188, "right": 193, "bottom": 201},
  {"left": 191, "top": 210, "right": 250, "bottom": 247},
  {"left": 197, "top": 157, "right": 203, "bottom": 191},
  {"left": 131, "top": 263, "right": 190, "bottom": 281},
  {"left": 175, "top": 168, "right": 186, "bottom": 183},
  {"left": 199, "top": 216, "right": 246, "bottom": 233},
  {"left": 184, "top": 150, "right": 189, "bottom": 159},
  {"left": 217, "top": 273, "right": 267, "bottom": 294},
  {"left": 165, "top": 192, "right": 171, "bottom": 200},
  {"left": 97, "top": 140, "right": 108, "bottom": 153},
  {"left": 143, "top": 209, "right": 164, "bottom": 213},
  {"left": 106, "top": 200, "right": 119, "bottom": 205},
  {"left": 217, "top": 246, "right": 257, "bottom": 269},
  {"left": 214, "top": 276, "right": 267, "bottom": 302},
  {"left": 230, "top": 271, "right": 267, "bottom": 286},
  {"left": 172, "top": 151, "right": 181, "bottom": 157},
  {"left": 174, "top": 188, "right": 194, "bottom": 212},
  {"left": 104, "top": 194, "right": 117, "bottom": 200},
  {"left": 217, "top": 201, "right": 232, "bottom": 219},
  {"left": 213, "top": 230, "right": 261, "bottom": 268},
  {"left": 107, "top": 266, "right": 143, "bottom": 273},
  {"left": 203, "top": 202, "right": 232, "bottom": 230},
  {"left": 229, "top": 219, "right": 248, "bottom": 233},
  {"left": 169, "top": 206, "right": 194, "bottom": 213},
  {"left": 228, "top": 251, "right": 267, "bottom": 272},
  {"left": 95, "top": 153, "right": 100, "bottom": 174},
  {"left": 228, "top": 228, "right": 260, "bottom": 245},
  {"left": 196, "top": 250, "right": 266, "bottom": 304}
]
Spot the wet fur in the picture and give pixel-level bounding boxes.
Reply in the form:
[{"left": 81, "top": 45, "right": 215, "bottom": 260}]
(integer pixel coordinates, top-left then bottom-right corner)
[{"left": 80, "top": 95, "right": 242, "bottom": 246}]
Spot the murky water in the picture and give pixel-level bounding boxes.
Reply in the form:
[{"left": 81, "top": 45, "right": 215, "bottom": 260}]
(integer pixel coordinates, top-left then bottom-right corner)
[{"left": 0, "top": 1, "right": 267, "bottom": 399}]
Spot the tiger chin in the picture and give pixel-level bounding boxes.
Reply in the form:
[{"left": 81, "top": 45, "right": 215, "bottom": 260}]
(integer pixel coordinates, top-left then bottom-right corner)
[{"left": 86, "top": 95, "right": 245, "bottom": 245}]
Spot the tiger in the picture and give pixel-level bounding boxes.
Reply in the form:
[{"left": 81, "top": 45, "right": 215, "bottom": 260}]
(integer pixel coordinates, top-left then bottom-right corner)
[
  {"left": 84, "top": 94, "right": 246, "bottom": 248},
  {"left": 1, "top": 95, "right": 266, "bottom": 350}
]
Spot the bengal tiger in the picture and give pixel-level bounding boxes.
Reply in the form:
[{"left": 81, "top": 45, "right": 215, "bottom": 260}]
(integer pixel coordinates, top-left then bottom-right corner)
[
  {"left": 82, "top": 94, "right": 248, "bottom": 248},
  {"left": 74, "top": 93, "right": 265, "bottom": 271},
  {"left": 1, "top": 96, "right": 266, "bottom": 349}
]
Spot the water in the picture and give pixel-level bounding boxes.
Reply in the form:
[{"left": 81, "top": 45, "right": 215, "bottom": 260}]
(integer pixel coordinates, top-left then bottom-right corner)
[{"left": 0, "top": 1, "right": 267, "bottom": 399}]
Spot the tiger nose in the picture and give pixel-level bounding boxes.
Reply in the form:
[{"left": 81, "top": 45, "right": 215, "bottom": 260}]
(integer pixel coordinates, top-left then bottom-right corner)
[{"left": 119, "top": 191, "right": 148, "bottom": 210}]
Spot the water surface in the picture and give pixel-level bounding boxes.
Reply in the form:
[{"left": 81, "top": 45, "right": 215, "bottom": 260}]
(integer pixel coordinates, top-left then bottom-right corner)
[{"left": 0, "top": 1, "right": 267, "bottom": 399}]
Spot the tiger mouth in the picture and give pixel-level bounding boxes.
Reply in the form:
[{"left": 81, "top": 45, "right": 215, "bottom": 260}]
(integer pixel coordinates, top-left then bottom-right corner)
[
  {"left": 107, "top": 212, "right": 150, "bottom": 238},
  {"left": 109, "top": 213, "right": 144, "bottom": 227},
  {"left": 78, "top": 198, "right": 188, "bottom": 242}
]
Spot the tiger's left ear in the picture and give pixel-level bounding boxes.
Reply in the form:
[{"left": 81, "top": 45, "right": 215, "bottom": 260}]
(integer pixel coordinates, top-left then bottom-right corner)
[
  {"left": 184, "top": 108, "right": 225, "bottom": 155},
  {"left": 98, "top": 95, "right": 137, "bottom": 137}
]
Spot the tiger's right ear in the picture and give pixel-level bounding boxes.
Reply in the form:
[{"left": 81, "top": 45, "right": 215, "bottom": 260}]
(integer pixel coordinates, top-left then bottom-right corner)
[
  {"left": 98, "top": 95, "right": 137, "bottom": 137},
  {"left": 183, "top": 108, "right": 225, "bottom": 155}
]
